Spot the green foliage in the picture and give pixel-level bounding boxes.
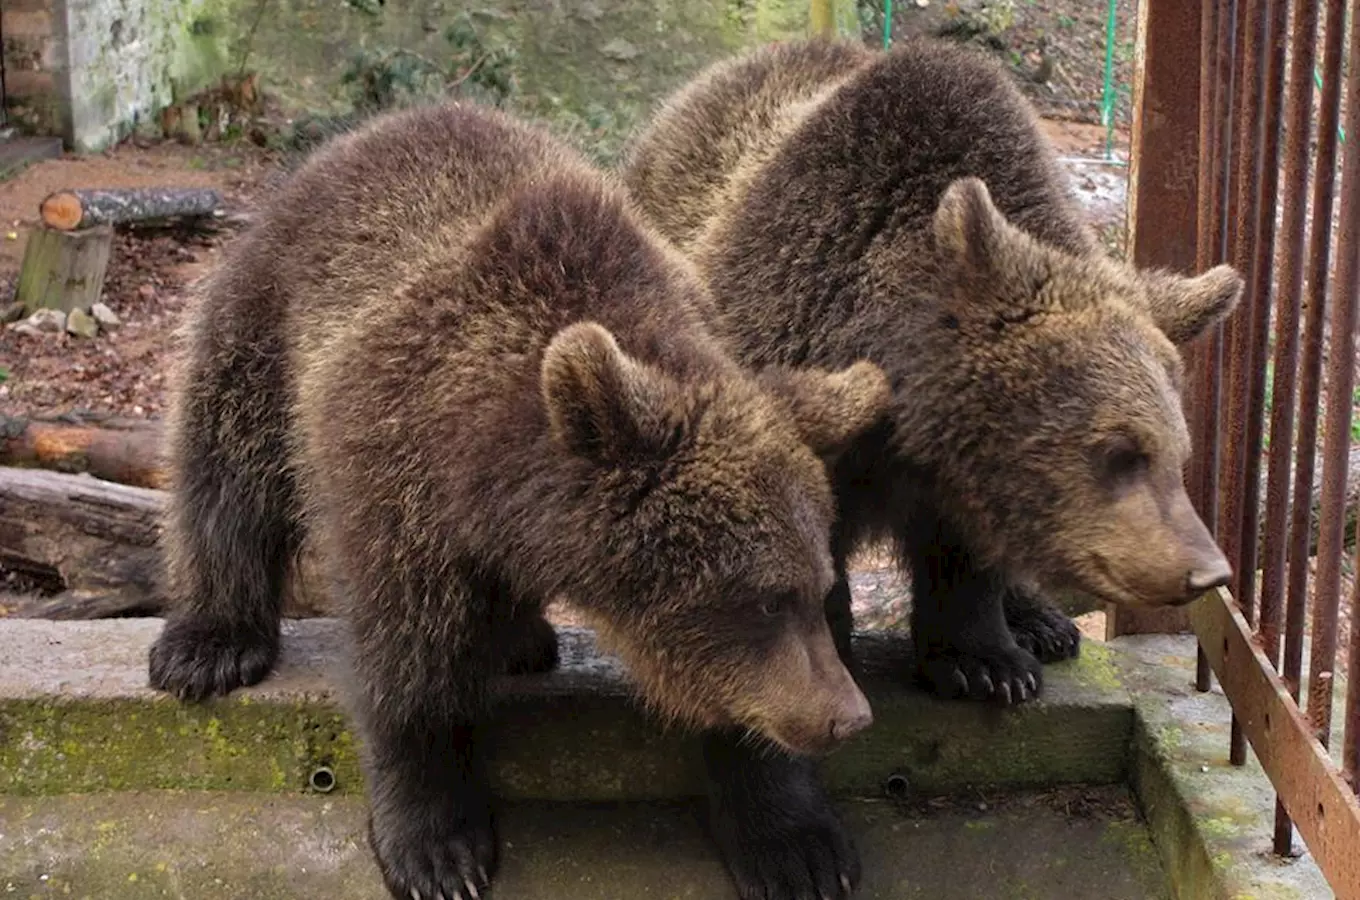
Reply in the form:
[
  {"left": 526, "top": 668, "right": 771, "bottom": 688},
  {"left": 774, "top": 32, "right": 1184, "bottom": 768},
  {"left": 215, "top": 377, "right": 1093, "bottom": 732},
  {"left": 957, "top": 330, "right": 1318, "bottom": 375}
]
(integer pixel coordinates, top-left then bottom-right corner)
[
  {"left": 1352, "top": 386, "right": 1360, "bottom": 442},
  {"left": 0, "top": 367, "right": 8, "bottom": 385},
  {"left": 340, "top": 11, "right": 518, "bottom": 115}
]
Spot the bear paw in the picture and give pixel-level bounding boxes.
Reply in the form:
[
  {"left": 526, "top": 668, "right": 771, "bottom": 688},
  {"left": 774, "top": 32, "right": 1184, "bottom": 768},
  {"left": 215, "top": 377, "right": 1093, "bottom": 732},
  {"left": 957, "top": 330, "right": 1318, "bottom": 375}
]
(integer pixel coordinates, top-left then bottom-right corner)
[
  {"left": 148, "top": 615, "right": 279, "bottom": 703},
  {"left": 709, "top": 789, "right": 860, "bottom": 899},
  {"left": 369, "top": 800, "right": 498, "bottom": 900},
  {"left": 1006, "top": 600, "right": 1082, "bottom": 664},
  {"left": 916, "top": 642, "right": 1043, "bottom": 706}
]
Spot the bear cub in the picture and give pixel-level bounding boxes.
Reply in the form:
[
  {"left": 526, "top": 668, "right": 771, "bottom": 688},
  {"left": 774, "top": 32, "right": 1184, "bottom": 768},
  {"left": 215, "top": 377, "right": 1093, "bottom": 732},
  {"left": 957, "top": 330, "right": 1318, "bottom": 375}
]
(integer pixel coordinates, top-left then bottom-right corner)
[
  {"left": 148, "top": 102, "right": 891, "bottom": 900},
  {"left": 623, "top": 36, "right": 1243, "bottom": 705}
]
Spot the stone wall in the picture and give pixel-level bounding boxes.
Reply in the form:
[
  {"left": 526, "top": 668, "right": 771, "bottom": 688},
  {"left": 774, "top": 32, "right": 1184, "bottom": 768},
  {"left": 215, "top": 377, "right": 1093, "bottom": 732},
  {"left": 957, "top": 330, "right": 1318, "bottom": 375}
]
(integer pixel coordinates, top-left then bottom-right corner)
[{"left": 0, "top": 0, "right": 226, "bottom": 151}]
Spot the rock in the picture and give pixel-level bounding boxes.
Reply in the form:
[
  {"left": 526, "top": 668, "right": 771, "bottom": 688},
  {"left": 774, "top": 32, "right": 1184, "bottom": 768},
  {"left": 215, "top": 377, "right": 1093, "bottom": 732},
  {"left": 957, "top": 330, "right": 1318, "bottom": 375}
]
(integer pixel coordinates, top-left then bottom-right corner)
[
  {"left": 0, "top": 300, "right": 23, "bottom": 324},
  {"left": 26, "top": 308, "right": 67, "bottom": 333},
  {"left": 66, "top": 307, "right": 99, "bottom": 338},
  {"left": 600, "top": 39, "right": 640, "bottom": 62},
  {"left": 7, "top": 322, "right": 44, "bottom": 337},
  {"left": 90, "top": 302, "right": 121, "bottom": 330}
]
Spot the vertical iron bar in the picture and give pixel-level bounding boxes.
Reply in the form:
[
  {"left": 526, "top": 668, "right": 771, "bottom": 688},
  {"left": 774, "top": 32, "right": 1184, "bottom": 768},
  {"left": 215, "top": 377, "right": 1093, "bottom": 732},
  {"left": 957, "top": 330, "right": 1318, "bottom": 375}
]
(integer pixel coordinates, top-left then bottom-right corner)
[
  {"left": 1263, "top": 0, "right": 1324, "bottom": 856},
  {"left": 1307, "top": 0, "right": 1360, "bottom": 751},
  {"left": 1196, "top": 0, "right": 1238, "bottom": 694},
  {"left": 1237, "top": 0, "right": 1288, "bottom": 631},
  {"left": 1191, "top": 0, "right": 1226, "bottom": 693},
  {"left": 1285, "top": 0, "right": 1347, "bottom": 722},
  {"left": 1224, "top": 0, "right": 1269, "bottom": 767}
]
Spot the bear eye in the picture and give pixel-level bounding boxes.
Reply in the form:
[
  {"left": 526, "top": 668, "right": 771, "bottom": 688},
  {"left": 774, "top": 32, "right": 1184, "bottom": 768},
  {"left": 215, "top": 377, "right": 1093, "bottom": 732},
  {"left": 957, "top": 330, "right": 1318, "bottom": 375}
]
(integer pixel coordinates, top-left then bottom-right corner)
[
  {"left": 1099, "top": 434, "right": 1150, "bottom": 484},
  {"left": 761, "top": 591, "right": 797, "bottom": 618}
]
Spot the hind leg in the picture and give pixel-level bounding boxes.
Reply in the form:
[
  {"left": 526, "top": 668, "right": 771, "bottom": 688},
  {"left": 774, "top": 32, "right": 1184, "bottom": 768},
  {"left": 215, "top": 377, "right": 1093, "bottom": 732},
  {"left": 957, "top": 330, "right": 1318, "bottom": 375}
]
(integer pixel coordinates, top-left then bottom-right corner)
[{"left": 149, "top": 308, "right": 298, "bottom": 703}]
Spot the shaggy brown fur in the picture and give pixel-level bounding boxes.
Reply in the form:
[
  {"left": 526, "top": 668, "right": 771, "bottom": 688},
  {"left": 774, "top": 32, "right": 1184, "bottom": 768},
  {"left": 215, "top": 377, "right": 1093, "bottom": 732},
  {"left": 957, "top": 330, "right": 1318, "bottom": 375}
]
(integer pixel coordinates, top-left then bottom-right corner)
[
  {"left": 623, "top": 37, "right": 1242, "bottom": 701},
  {"left": 147, "top": 102, "right": 892, "bottom": 900}
]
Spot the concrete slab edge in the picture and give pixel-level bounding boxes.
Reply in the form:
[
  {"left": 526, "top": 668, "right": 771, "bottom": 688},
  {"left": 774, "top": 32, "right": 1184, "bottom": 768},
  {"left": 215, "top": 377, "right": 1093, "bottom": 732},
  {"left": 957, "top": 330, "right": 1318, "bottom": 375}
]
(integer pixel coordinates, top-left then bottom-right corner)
[
  {"left": 1111, "top": 634, "right": 1333, "bottom": 900},
  {"left": 1, "top": 617, "right": 1133, "bottom": 800}
]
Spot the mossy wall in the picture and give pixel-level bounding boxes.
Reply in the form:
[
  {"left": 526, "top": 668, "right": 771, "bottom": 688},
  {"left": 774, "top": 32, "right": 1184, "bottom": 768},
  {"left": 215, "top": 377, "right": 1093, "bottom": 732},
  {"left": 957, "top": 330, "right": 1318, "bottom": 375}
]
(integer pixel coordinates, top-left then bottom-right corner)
[{"left": 183, "top": 0, "right": 857, "bottom": 161}]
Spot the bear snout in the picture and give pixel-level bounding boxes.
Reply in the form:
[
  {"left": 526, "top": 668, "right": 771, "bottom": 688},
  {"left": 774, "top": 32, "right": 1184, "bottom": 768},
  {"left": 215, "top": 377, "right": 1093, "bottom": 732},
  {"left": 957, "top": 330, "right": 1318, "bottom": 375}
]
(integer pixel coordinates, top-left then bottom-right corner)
[{"left": 830, "top": 690, "right": 874, "bottom": 742}]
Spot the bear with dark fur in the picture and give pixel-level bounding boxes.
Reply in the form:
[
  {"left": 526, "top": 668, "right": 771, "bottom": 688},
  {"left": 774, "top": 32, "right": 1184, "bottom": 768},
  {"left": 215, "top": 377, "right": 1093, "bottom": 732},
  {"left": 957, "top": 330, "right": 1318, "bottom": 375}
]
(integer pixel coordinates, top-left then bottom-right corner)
[
  {"left": 147, "top": 102, "right": 892, "bottom": 900},
  {"left": 622, "top": 38, "right": 1241, "bottom": 897},
  {"left": 624, "top": 36, "right": 1241, "bottom": 691}
]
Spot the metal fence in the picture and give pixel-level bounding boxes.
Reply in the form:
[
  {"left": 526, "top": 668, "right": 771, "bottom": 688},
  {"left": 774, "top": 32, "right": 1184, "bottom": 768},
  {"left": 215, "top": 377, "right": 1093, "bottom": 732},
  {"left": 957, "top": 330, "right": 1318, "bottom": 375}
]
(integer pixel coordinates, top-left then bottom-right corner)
[{"left": 1126, "top": 1, "right": 1360, "bottom": 894}]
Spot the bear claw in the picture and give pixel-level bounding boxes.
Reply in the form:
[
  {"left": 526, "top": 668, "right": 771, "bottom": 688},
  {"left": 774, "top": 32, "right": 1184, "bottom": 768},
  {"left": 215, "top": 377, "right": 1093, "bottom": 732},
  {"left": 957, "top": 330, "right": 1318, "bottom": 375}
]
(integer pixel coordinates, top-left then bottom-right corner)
[
  {"left": 369, "top": 797, "right": 497, "bottom": 900},
  {"left": 917, "top": 642, "right": 1044, "bottom": 706}
]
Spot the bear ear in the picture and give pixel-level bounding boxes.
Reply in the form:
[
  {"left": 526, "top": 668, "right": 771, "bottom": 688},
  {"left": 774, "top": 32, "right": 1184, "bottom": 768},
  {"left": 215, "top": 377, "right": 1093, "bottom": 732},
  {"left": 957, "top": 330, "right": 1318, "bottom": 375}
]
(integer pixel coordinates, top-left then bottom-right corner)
[
  {"left": 756, "top": 360, "right": 893, "bottom": 461},
  {"left": 931, "top": 176, "right": 1013, "bottom": 274},
  {"left": 1139, "top": 264, "right": 1245, "bottom": 345},
  {"left": 541, "top": 322, "right": 680, "bottom": 462}
]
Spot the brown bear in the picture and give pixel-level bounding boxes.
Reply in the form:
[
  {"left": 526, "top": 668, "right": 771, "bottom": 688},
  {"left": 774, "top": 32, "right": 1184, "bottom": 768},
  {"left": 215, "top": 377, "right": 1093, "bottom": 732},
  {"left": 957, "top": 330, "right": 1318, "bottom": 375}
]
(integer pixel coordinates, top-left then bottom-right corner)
[
  {"left": 622, "top": 36, "right": 1241, "bottom": 896},
  {"left": 147, "top": 101, "right": 893, "bottom": 900}
]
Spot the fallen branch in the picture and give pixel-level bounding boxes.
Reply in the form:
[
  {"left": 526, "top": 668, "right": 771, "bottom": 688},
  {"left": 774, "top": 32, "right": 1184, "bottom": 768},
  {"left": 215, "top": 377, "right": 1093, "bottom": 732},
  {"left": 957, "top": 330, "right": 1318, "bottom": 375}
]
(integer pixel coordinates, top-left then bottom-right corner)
[
  {"left": 0, "top": 467, "right": 332, "bottom": 620},
  {"left": 40, "top": 187, "right": 223, "bottom": 232},
  {"left": 0, "top": 414, "right": 167, "bottom": 489}
]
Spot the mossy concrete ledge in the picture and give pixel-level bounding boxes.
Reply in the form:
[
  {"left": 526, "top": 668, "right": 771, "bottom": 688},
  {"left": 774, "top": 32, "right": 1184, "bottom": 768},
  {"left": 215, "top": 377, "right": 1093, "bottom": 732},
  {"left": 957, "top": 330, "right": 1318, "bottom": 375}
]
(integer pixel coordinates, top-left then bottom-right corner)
[{"left": 0, "top": 618, "right": 1133, "bottom": 800}]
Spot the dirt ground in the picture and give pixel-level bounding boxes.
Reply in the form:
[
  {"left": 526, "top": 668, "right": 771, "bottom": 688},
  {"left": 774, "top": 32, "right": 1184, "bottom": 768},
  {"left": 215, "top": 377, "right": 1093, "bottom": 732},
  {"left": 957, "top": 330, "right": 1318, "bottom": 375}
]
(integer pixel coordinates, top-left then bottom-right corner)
[{"left": 0, "top": 142, "right": 277, "bottom": 417}]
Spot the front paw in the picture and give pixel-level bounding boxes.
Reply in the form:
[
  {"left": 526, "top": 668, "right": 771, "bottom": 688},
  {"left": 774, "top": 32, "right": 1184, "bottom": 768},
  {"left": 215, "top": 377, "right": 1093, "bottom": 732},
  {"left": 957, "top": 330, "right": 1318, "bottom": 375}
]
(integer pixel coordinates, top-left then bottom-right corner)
[
  {"left": 1005, "top": 593, "right": 1082, "bottom": 663},
  {"left": 368, "top": 795, "right": 498, "bottom": 900},
  {"left": 708, "top": 775, "right": 860, "bottom": 899},
  {"left": 148, "top": 614, "right": 278, "bottom": 703},
  {"left": 915, "top": 640, "right": 1042, "bottom": 705}
]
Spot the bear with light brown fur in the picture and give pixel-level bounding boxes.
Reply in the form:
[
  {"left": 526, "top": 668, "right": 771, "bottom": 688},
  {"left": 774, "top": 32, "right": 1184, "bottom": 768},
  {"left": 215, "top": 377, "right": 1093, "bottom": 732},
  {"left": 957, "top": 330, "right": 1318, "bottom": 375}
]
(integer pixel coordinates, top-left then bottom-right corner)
[
  {"left": 623, "top": 37, "right": 1242, "bottom": 899},
  {"left": 147, "top": 101, "right": 893, "bottom": 900}
]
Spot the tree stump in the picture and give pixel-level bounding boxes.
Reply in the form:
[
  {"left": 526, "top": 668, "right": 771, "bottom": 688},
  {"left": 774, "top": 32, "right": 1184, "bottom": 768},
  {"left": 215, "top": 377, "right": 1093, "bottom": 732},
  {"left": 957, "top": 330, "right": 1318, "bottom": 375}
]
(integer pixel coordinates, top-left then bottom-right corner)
[{"left": 14, "top": 224, "right": 114, "bottom": 314}]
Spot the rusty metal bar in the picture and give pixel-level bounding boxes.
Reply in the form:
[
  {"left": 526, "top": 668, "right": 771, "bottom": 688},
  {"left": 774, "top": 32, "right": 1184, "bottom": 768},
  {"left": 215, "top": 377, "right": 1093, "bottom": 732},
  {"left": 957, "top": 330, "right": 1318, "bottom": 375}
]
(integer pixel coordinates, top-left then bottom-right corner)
[
  {"left": 1350, "top": 549, "right": 1360, "bottom": 792},
  {"left": 1191, "top": 589, "right": 1360, "bottom": 897},
  {"left": 1262, "top": 0, "right": 1325, "bottom": 856},
  {"left": 1284, "top": 0, "right": 1347, "bottom": 722},
  {"left": 1190, "top": 0, "right": 1232, "bottom": 694},
  {"left": 1111, "top": 0, "right": 1209, "bottom": 638},
  {"left": 1307, "top": 0, "right": 1360, "bottom": 752},
  {"left": 1235, "top": 0, "right": 1288, "bottom": 628},
  {"left": 1222, "top": 0, "right": 1270, "bottom": 767}
]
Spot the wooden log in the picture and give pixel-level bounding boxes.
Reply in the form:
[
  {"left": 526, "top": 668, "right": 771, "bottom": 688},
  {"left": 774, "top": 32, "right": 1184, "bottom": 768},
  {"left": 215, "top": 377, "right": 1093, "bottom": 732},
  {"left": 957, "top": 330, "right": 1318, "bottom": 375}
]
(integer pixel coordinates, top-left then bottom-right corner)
[
  {"left": 0, "top": 467, "right": 333, "bottom": 620},
  {"left": 0, "top": 467, "right": 162, "bottom": 618},
  {"left": 39, "top": 187, "right": 223, "bottom": 232},
  {"left": 0, "top": 414, "right": 167, "bottom": 488},
  {"left": 14, "top": 224, "right": 113, "bottom": 314}
]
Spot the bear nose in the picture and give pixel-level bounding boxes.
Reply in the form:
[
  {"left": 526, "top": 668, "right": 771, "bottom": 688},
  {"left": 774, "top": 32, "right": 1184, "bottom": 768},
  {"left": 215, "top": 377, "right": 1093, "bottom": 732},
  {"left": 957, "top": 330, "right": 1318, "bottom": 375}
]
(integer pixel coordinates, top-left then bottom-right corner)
[
  {"left": 830, "top": 692, "right": 874, "bottom": 742},
  {"left": 1185, "top": 560, "right": 1233, "bottom": 597}
]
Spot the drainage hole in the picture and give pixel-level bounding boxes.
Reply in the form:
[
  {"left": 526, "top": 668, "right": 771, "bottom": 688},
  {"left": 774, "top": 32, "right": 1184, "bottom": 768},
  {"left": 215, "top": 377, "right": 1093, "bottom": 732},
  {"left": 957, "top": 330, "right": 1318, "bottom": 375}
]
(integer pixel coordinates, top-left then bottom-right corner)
[
  {"left": 309, "top": 765, "right": 337, "bottom": 793},
  {"left": 884, "top": 773, "right": 910, "bottom": 800}
]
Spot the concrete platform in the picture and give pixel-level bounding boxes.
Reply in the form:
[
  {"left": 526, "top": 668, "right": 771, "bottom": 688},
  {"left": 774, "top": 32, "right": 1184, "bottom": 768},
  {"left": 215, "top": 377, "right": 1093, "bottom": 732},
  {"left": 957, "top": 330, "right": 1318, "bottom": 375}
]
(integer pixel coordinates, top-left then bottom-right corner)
[
  {"left": 0, "top": 616, "right": 1340, "bottom": 898},
  {"left": 0, "top": 618, "right": 1134, "bottom": 800},
  {"left": 0, "top": 788, "right": 1170, "bottom": 899}
]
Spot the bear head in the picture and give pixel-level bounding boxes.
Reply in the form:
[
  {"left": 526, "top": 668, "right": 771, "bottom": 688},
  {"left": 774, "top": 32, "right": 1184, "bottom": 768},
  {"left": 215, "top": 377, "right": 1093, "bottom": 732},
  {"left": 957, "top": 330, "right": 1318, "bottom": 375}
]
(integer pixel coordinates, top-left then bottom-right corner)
[
  {"left": 541, "top": 321, "right": 892, "bottom": 756},
  {"left": 907, "top": 177, "right": 1243, "bottom": 609}
]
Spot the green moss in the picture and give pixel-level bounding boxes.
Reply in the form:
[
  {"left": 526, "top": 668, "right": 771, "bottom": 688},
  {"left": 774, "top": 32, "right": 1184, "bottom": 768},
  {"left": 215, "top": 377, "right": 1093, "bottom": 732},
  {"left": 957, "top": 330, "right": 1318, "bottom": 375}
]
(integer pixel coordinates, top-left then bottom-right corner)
[{"left": 0, "top": 697, "right": 359, "bottom": 797}]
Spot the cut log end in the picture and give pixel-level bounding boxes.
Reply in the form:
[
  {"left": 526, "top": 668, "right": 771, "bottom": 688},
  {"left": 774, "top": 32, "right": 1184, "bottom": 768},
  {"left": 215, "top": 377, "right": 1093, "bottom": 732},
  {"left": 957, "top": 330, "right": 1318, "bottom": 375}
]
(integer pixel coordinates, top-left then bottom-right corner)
[
  {"left": 39, "top": 192, "right": 84, "bottom": 231},
  {"left": 38, "top": 187, "right": 224, "bottom": 232}
]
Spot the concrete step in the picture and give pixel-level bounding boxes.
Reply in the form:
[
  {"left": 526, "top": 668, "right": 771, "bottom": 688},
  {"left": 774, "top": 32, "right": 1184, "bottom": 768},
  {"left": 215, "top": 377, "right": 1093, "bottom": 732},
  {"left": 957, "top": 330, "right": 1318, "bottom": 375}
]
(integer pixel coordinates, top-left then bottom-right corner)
[
  {"left": 0, "top": 787, "right": 1170, "bottom": 899},
  {"left": 0, "top": 618, "right": 1133, "bottom": 801}
]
